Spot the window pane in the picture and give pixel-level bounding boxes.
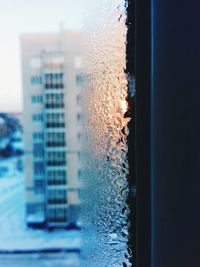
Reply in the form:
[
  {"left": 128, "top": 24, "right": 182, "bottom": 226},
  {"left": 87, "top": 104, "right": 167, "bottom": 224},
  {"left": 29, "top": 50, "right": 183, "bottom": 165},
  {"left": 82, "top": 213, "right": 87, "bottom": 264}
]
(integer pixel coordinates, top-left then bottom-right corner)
[
  {"left": 0, "top": 0, "right": 134, "bottom": 266},
  {"left": 80, "top": 0, "right": 133, "bottom": 266}
]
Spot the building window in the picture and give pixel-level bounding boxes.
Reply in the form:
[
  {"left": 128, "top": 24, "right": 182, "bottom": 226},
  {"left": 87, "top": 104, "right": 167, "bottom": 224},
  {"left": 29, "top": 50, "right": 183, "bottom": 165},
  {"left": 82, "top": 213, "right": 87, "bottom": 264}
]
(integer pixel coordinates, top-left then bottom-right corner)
[
  {"left": 31, "top": 76, "right": 42, "bottom": 85},
  {"left": 77, "top": 113, "right": 82, "bottom": 124},
  {"left": 78, "top": 169, "right": 82, "bottom": 179},
  {"left": 34, "top": 179, "right": 45, "bottom": 194},
  {"left": 33, "top": 132, "right": 44, "bottom": 140},
  {"left": 76, "top": 74, "right": 84, "bottom": 87},
  {"left": 78, "top": 151, "right": 82, "bottom": 162},
  {"left": 31, "top": 95, "right": 43, "bottom": 104},
  {"left": 44, "top": 73, "right": 64, "bottom": 89},
  {"left": 47, "top": 170, "right": 67, "bottom": 185},
  {"left": 32, "top": 114, "right": 43, "bottom": 122},
  {"left": 47, "top": 208, "right": 67, "bottom": 222},
  {"left": 27, "top": 203, "right": 44, "bottom": 215},
  {"left": 47, "top": 151, "right": 66, "bottom": 166},
  {"left": 43, "top": 53, "right": 64, "bottom": 70},
  {"left": 46, "top": 132, "right": 66, "bottom": 147},
  {"left": 76, "top": 94, "right": 81, "bottom": 105},
  {"left": 45, "top": 113, "right": 65, "bottom": 128},
  {"left": 34, "top": 161, "right": 44, "bottom": 176},
  {"left": 77, "top": 133, "right": 81, "bottom": 144},
  {"left": 48, "top": 190, "right": 67, "bottom": 205},
  {"left": 45, "top": 93, "right": 64, "bottom": 108},
  {"left": 33, "top": 143, "right": 44, "bottom": 158}
]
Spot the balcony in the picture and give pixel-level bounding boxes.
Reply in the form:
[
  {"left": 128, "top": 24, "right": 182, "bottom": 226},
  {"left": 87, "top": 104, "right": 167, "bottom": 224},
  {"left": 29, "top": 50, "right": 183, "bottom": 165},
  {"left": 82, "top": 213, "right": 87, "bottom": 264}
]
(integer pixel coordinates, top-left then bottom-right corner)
[
  {"left": 48, "top": 179, "right": 66, "bottom": 186},
  {"left": 45, "top": 122, "right": 65, "bottom": 128},
  {"left": 46, "top": 142, "right": 66, "bottom": 147},
  {"left": 47, "top": 199, "right": 67, "bottom": 205},
  {"left": 44, "top": 83, "right": 64, "bottom": 89},
  {"left": 45, "top": 103, "right": 64, "bottom": 109},
  {"left": 47, "top": 160, "right": 66, "bottom": 166}
]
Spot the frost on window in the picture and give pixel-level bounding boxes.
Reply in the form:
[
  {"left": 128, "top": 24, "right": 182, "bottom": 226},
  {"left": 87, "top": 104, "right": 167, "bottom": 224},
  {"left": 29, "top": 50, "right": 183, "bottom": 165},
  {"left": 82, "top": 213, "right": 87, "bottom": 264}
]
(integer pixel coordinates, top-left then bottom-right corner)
[{"left": 81, "top": 1, "right": 133, "bottom": 266}]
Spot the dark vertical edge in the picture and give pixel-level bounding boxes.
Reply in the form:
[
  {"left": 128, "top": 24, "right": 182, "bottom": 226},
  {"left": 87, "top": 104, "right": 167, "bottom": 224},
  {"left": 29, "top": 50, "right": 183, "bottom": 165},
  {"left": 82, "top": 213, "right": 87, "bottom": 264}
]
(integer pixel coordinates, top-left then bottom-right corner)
[{"left": 135, "top": 0, "right": 151, "bottom": 266}]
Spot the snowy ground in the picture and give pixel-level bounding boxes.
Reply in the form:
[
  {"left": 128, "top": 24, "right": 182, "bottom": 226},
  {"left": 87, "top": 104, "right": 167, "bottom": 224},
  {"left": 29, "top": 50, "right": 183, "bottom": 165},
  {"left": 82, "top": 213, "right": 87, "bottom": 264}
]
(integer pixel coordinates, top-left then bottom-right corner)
[
  {"left": 0, "top": 156, "right": 81, "bottom": 266},
  {"left": 0, "top": 253, "right": 80, "bottom": 267}
]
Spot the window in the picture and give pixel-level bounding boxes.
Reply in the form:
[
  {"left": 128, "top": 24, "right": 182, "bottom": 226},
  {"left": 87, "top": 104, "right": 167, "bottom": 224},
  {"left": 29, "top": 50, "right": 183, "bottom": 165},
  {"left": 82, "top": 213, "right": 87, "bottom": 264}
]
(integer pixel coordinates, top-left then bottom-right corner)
[
  {"left": 31, "top": 76, "right": 42, "bottom": 85},
  {"left": 33, "top": 132, "right": 44, "bottom": 140},
  {"left": 31, "top": 95, "right": 43, "bottom": 104},
  {"left": 47, "top": 151, "right": 66, "bottom": 166},
  {"left": 0, "top": 1, "right": 134, "bottom": 265},
  {"left": 43, "top": 62, "right": 64, "bottom": 70},
  {"left": 34, "top": 161, "right": 44, "bottom": 176},
  {"left": 47, "top": 208, "right": 67, "bottom": 222},
  {"left": 45, "top": 93, "right": 64, "bottom": 108},
  {"left": 78, "top": 0, "right": 133, "bottom": 265},
  {"left": 48, "top": 190, "right": 67, "bottom": 205},
  {"left": 78, "top": 151, "right": 81, "bottom": 161},
  {"left": 77, "top": 132, "right": 81, "bottom": 144},
  {"left": 48, "top": 170, "right": 67, "bottom": 185},
  {"left": 34, "top": 179, "right": 45, "bottom": 194},
  {"left": 77, "top": 113, "right": 82, "bottom": 124},
  {"left": 32, "top": 114, "right": 43, "bottom": 122},
  {"left": 33, "top": 143, "right": 44, "bottom": 158},
  {"left": 76, "top": 74, "right": 84, "bottom": 87},
  {"left": 45, "top": 113, "right": 65, "bottom": 128},
  {"left": 44, "top": 73, "right": 64, "bottom": 89},
  {"left": 46, "top": 132, "right": 66, "bottom": 147},
  {"left": 78, "top": 169, "right": 82, "bottom": 179},
  {"left": 43, "top": 52, "right": 65, "bottom": 71},
  {"left": 76, "top": 94, "right": 81, "bottom": 105},
  {"left": 27, "top": 203, "right": 44, "bottom": 215}
]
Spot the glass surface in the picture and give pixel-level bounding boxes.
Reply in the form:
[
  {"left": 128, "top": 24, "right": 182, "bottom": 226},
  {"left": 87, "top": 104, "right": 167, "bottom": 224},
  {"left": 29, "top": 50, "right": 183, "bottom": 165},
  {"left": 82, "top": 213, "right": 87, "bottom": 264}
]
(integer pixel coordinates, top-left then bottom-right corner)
[
  {"left": 80, "top": 1, "right": 132, "bottom": 266},
  {"left": 0, "top": 1, "right": 133, "bottom": 266}
]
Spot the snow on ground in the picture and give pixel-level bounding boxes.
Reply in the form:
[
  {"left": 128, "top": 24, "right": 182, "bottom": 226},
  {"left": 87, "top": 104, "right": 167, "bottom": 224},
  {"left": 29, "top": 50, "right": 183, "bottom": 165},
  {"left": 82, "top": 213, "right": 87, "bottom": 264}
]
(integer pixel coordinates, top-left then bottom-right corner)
[
  {"left": 0, "top": 253, "right": 80, "bottom": 267},
  {"left": 0, "top": 156, "right": 81, "bottom": 253}
]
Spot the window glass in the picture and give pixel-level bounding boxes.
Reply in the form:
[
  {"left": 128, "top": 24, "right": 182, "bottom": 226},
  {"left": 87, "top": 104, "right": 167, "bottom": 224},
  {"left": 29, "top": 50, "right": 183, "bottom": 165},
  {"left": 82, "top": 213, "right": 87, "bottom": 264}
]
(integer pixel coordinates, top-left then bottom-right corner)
[
  {"left": 33, "top": 132, "right": 43, "bottom": 140},
  {"left": 34, "top": 161, "right": 44, "bottom": 176},
  {"left": 0, "top": 0, "right": 133, "bottom": 266},
  {"left": 31, "top": 76, "right": 42, "bottom": 85},
  {"left": 80, "top": 0, "right": 132, "bottom": 266},
  {"left": 32, "top": 114, "right": 43, "bottom": 122},
  {"left": 76, "top": 74, "right": 84, "bottom": 87}
]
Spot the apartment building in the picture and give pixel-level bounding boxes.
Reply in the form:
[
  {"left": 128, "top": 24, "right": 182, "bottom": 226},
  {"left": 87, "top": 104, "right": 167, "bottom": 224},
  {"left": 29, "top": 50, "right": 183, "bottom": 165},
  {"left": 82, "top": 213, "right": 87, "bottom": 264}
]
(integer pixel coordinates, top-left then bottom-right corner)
[{"left": 21, "top": 32, "right": 83, "bottom": 229}]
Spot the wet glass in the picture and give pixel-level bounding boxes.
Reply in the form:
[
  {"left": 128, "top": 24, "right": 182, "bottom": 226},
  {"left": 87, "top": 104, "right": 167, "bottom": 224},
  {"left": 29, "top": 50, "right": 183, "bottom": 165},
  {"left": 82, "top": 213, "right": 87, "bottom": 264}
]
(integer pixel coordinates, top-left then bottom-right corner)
[{"left": 0, "top": 1, "right": 134, "bottom": 266}]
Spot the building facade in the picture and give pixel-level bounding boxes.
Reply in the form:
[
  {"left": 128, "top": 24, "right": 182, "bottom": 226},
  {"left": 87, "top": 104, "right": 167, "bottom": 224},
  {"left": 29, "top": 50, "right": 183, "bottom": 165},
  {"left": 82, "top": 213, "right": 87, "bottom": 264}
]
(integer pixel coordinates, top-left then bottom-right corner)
[{"left": 21, "top": 32, "right": 83, "bottom": 229}]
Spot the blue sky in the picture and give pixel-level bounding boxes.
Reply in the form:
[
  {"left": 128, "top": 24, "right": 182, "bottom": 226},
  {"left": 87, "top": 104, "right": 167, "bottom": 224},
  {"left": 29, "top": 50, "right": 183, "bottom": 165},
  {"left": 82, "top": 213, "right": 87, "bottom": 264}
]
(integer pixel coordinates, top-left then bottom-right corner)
[{"left": 0, "top": 0, "right": 85, "bottom": 112}]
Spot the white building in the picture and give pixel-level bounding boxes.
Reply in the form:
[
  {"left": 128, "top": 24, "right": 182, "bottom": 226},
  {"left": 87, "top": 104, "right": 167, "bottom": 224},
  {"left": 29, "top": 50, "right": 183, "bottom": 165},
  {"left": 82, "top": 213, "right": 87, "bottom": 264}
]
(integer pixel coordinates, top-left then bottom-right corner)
[{"left": 21, "top": 32, "right": 83, "bottom": 229}]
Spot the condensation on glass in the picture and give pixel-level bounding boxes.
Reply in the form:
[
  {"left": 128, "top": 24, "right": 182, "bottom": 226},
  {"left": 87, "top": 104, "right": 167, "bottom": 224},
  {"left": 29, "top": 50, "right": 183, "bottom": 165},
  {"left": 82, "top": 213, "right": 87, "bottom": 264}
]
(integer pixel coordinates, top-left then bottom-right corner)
[{"left": 80, "top": 1, "right": 133, "bottom": 266}]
